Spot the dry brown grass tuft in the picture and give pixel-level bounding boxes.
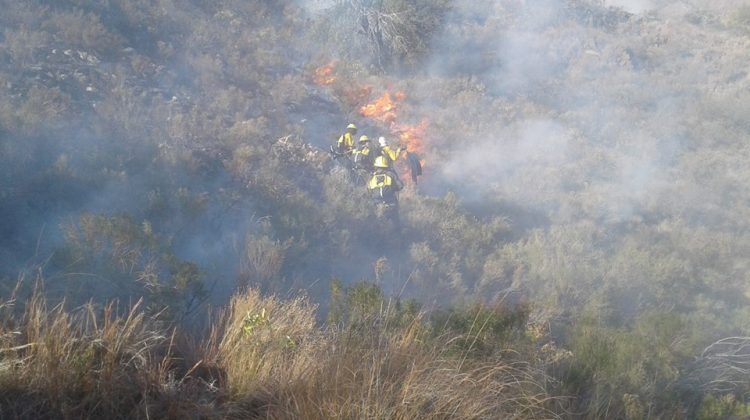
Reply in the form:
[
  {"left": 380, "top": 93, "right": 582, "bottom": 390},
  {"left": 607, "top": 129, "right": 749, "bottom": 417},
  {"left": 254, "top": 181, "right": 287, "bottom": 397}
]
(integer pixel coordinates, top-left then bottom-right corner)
[
  {"left": 205, "top": 289, "right": 560, "bottom": 419},
  {"left": 0, "top": 284, "right": 560, "bottom": 419},
  {"left": 203, "top": 288, "right": 319, "bottom": 399},
  {"left": 0, "top": 281, "right": 216, "bottom": 419},
  {"left": 283, "top": 322, "right": 559, "bottom": 419}
]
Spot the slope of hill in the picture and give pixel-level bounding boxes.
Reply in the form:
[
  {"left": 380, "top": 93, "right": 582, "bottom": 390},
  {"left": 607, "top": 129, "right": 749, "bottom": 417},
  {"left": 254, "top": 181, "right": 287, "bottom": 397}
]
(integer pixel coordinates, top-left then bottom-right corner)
[{"left": 2, "top": 0, "right": 750, "bottom": 417}]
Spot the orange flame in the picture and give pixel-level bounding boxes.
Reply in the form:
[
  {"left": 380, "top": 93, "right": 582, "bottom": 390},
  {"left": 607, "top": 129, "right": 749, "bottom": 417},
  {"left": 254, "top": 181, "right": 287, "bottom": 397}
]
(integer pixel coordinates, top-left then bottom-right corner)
[
  {"left": 312, "top": 61, "right": 337, "bottom": 86},
  {"left": 395, "top": 120, "right": 428, "bottom": 155},
  {"left": 359, "top": 90, "right": 429, "bottom": 181},
  {"left": 359, "top": 91, "right": 405, "bottom": 125}
]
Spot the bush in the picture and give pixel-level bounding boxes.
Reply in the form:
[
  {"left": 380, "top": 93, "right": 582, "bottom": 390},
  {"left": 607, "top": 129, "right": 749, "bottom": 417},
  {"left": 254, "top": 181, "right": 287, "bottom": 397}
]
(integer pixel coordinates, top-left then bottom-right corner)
[
  {"left": 565, "top": 312, "right": 691, "bottom": 418},
  {"left": 41, "top": 10, "right": 124, "bottom": 56},
  {"left": 697, "top": 394, "right": 750, "bottom": 420},
  {"left": 314, "top": 0, "right": 452, "bottom": 71},
  {"left": 60, "top": 214, "right": 207, "bottom": 319},
  {"left": 432, "top": 301, "right": 531, "bottom": 358}
]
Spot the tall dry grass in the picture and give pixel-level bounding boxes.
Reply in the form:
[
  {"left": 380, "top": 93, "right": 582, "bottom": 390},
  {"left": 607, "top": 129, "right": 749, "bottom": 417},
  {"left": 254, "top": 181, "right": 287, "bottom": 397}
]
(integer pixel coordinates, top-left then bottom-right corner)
[
  {"left": 0, "top": 281, "right": 217, "bottom": 419},
  {"left": 205, "top": 289, "right": 561, "bottom": 419},
  {"left": 0, "top": 282, "right": 560, "bottom": 419}
]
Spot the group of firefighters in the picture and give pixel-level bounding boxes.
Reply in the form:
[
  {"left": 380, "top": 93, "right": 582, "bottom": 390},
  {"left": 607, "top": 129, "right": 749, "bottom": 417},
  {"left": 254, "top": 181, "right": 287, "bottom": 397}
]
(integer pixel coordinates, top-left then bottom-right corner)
[{"left": 333, "top": 123, "right": 405, "bottom": 207}]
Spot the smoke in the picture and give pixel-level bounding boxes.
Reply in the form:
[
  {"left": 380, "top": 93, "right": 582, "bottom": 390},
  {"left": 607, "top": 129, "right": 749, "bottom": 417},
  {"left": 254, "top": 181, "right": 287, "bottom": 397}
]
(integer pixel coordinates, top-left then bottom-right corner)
[
  {"left": 607, "top": 0, "right": 655, "bottom": 13},
  {"left": 415, "top": 0, "right": 748, "bottom": 227},
  {"left": 441, "top": 119, "right": 571, "bottom": 203},
  {"left": 294, "top": 0, "right": 335, "bottom": 14},
  {"left": 4, "top": 0, "right": 750, "bottom": 319}
]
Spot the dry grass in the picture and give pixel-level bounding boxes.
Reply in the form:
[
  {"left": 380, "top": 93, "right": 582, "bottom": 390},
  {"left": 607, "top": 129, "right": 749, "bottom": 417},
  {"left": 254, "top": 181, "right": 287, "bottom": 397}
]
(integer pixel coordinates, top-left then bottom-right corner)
[
  {"left": 0, "top": 282, "right": 560, "bottom": 419},
  {"left": 203, "top": 289, "right": 559, "bottom": 419},
  {"left": 0, "top": 281, "right": 216, "bottom": 419},
  {"left": 205, "top": 288, "right": 319, "bottom": 399},
  {"left": 278, "top": 332, "right": 558, "bottom": 419}
]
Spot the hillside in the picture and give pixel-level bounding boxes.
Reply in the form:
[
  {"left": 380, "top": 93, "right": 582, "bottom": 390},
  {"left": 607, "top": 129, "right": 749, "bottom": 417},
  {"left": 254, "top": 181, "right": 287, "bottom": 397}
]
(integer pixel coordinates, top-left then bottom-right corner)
[{"left": 2, "top": 0, "right": 750, "bottom": 418}]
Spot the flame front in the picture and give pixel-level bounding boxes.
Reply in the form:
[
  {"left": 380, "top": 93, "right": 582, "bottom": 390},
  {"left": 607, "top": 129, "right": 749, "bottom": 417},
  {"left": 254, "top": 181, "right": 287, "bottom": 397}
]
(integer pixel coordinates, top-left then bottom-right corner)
[
  {"left": 395, "top": 120, "right": 428, "bottom": 156},
  {"left": 359, "top": 91, "right": 405, "bottom": 125},
  {"left": 312, "top": 61, "right": 337, "bottom": 86},
  {"left": 309, "top": 60, "right": 431, "bottom": 181},
  {"left": 359, "top": 91, "right": 430, "bottom": 179}
]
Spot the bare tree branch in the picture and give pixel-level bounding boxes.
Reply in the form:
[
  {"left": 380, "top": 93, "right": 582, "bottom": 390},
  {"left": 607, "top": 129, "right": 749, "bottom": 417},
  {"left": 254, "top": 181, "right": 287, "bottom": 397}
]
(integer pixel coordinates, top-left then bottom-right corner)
[{"left": 686, "top": 337, "right": 750, "bottom": 395}]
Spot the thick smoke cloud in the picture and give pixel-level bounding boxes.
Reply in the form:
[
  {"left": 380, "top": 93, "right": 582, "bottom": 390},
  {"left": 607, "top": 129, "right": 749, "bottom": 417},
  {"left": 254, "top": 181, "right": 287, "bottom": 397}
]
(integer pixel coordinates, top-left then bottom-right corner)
[
  {"left": 417, "top": 0, "right": 749, "bottom": 227},
  {"left": 441, "top": 119, "right": 571, "bottom": 202}
]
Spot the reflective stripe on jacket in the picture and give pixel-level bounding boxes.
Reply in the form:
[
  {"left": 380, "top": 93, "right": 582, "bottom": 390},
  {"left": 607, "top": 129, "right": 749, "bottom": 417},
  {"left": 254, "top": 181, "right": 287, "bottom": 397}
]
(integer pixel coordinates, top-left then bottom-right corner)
[{"left": 368, "top": 173, "right": 393, "bottom": 190}]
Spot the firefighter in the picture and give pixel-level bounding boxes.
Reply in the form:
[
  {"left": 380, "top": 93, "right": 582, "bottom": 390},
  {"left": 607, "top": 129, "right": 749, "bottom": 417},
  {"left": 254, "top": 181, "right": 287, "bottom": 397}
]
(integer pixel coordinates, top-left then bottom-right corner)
[
  {"left": 378, "top": 136, "right": 403, "bottom": 167},
  {"left": 352, "top": 135, "right": 374, "bottom": 172},
  {"left": 368, "top": 155, "right": 403, "bottom": 206},
  {"left": 336, "top": 123, "right": 358, "bottom": 154}
]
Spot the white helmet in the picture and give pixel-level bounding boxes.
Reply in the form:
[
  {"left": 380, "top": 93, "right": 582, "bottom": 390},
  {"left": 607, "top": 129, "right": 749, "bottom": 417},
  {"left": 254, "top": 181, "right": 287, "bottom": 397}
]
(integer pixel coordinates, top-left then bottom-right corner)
[{"left": 378, "top": 136, "right": 387, "bottom": 147}]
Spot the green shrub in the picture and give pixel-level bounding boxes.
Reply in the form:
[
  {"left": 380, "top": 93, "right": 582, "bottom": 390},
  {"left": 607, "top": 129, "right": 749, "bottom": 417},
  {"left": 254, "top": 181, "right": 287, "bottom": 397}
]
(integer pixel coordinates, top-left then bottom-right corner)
[
  {"left": 326, "top": 280, "right": 420, "bottom": 331},
  {"left": 41, "top": 10, "right": 124, "bottom": 56},
  {"left": 697, "top": 394, "right": 750, "bottom": 420},
  {"left": 432, "top": 301, "right": 530, "bottom": 358},
  {"left": 61, "top": 214, "right": 207, "bottom": 319},
  {"left": 566, "top": 312, "right": 691, "bottom": 418}
]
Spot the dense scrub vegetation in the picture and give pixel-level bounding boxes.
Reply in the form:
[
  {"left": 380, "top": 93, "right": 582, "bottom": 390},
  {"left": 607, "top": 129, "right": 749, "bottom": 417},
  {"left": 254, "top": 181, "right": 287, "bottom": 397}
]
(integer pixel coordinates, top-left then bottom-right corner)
[{"left": 2, "top": 0, "right": 750, "bottom": 417}]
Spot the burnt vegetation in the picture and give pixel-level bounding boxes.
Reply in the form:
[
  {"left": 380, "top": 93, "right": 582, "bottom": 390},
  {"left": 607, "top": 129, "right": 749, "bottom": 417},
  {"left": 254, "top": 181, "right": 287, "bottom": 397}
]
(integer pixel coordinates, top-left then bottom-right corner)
[{"left": 1, "top": 0, "right": 750, "bottom": 418}]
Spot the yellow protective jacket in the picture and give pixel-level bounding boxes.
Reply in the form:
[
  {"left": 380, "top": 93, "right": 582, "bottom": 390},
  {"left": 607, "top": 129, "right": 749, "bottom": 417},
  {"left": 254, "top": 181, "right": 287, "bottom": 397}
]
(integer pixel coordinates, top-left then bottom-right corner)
[
  {"left": 368, "top": 171, "right": 403, "bottom": 203},
  {"left": 380, "top": 145, "right": 402, "bottom": 164},
  {"left": 368, "top": 172, "right": 394, "bottom": 189},
  {"left": 353, "top": 146, "right": 372, "bottom": 168},
  {"left": 337, "top": 132, "right": 355, "bottom": 153}
]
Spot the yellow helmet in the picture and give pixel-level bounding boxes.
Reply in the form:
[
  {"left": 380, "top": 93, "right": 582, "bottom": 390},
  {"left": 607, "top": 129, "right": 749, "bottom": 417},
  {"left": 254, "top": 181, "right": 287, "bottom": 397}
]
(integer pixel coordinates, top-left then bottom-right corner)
[
  {"left": 373, "top": 155, "right": 389, "bottom": 168},
  {"left": 347, "top": 123, "right": 357, "bottom": 131},
  {"left": 359, "top": 135, "right": 370, "bottom": 142}
]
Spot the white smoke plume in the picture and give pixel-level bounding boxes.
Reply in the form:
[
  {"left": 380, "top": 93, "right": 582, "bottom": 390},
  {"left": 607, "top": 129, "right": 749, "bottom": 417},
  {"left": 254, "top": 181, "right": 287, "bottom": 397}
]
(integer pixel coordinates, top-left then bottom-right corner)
[{"left": 412, "top": 0, "right": 750, "bottom": 226}]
